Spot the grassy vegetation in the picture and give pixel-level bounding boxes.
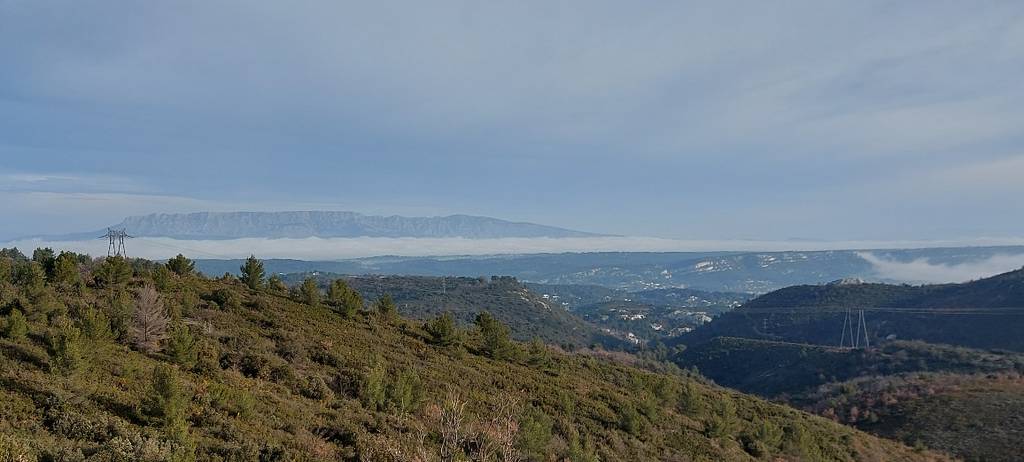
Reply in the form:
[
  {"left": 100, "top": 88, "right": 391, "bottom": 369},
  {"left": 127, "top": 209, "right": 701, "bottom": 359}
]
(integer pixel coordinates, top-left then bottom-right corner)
[
  {"left": 0, "top": 249, "right": 949, "bottom": 461},
  {"left": 794, "top": 372, "right": 1024, "bottom": 462}
]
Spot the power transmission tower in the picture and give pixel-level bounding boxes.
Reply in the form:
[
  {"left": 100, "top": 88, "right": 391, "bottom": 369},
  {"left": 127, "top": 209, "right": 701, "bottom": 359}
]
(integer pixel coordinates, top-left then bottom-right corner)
[
  {"left": 840, "top": 308, "right": 852, "bottom": 349},
  {"left": 854, "top": 309, "right": 862, "bottom": 348},
  {"left": 99, "top": 228, "right": 132, "bottom": 257},
  {"left": 858, "top": 309, "right": 870, "bottom": 348}
]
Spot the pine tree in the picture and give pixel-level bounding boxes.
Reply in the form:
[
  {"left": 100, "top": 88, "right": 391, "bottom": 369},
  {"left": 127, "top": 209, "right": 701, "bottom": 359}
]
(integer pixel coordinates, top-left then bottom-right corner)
[
  {"left": 328, "top": 279, "right": 363, "bottom": 319},
  {"left": 519, "top": 406, "right": 554, "bottom": 459},
  {"left": 0, "top": 257, "right": 12, "bottom": 284},
  {"left": 166, "top": 323, "right": 198, "bottom": 368},
  {"left": 95, "top": 256, "right": 133, "bottom": 288},
  {"left": 165, "top": 254, "right": 195, "bottom": 277},
  {"left": 50, "top": 318, "right": 85, "bottom": 375},
  {"left": 387, "top": 369, "right": 423, "bottom": 414},
  {"left": 51, "top": 251, "right": 80, "bottom": 288},
  {"left": 79, "top": 306, "right": 113, "bottom": 343},
  {"left": 2, "top": 309, "right": 28, "bottom": 340},
  {"left": 132, "top": 286, "right": 169, "bottom": 353},
  {"left": 425, "top": 311, "right": 460, "bottom": 347},
  {"left": 374, "top": 294, "right": 398, "bottom": 322},
  {"left": 680, "top": 380, "right": 705, "bottom": 416},
  {"left": 239, "top": 255, "right": 265, "bottom": 290},
  {"left": 361, "top": 360, "right": 388, "bottom": 411},
  {"left": 145, "top": 364, "right": 191, "bottom": 444},
  {"left": 299, "top": 277, "right": 320, "bottom": 307},
  {"left": 527, "top": 337, "right": 550, "bottom": 366},
  {"left": 705, "top": 395, "right": 738, "bottom": 439},
  {"left": 13, "top": 261, "right": 46, "bottom": 296},
  {"left": 476, "top": 311, "right": 513, "bottom": 360},
  {"left": 32, "top": 247, "right": 56, "bottom": 277}
]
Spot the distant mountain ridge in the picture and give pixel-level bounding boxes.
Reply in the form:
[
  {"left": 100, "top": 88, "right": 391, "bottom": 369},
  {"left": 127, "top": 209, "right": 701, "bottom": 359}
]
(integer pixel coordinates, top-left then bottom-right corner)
[
  {"left": 61, "top": 211, "right": 601, "bottom": 240},
  {"left": 192, "top": 246, "right": 1024, "bottom": 293}
]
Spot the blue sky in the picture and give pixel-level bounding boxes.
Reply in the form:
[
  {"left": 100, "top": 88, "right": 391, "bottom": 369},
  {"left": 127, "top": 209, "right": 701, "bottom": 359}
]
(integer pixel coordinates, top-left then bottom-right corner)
[{"left": 2, "top": 1, "right": 1023, "bottom": 242}]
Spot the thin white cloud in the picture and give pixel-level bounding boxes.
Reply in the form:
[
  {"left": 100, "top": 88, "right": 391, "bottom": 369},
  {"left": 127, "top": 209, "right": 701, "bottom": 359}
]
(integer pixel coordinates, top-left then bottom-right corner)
[
  {"left": 857, "top": 251, "right": 1024, "bottom": 283},
  {"left": 0, "top": 170, "right": 145, "bottom": 193}
]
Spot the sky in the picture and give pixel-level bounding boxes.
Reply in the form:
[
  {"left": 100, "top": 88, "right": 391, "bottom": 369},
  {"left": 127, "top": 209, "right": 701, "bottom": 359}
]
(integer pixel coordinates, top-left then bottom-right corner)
[{"left": 2, "top": 1, "right": 1024, "bottom": 243}]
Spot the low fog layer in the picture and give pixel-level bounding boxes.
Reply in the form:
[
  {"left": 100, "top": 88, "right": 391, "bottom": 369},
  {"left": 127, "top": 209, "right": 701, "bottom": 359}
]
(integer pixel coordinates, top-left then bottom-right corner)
[
  {"left": 858, "top": 251, "right": 1024, "bottom": 284},
  {"left": 6, "top": 236, "right": 1024, "bottom": 263}
]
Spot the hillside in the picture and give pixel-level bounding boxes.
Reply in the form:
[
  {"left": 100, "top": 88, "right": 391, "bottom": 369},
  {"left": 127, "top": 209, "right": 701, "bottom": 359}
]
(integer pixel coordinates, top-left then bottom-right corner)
[
  {"left": 743, "top": 266, "right": 1024, "bottom": 309},
  {"left": 280, "top": 273, "right": 614, "bottom": 348},
  {"left": 675, "top": 338, "right": 1024, "bottom": 461},
  {"left": 670, "top": 269, "right": 1024, "bottom": 462},
  {"left": 793, "top": 372, "right": 1024, "bottom": 462},
  {"left": 0, "top": 250, "right": 948, "bottom": 461},
  {"left": 54, "top": 211, "right": 599, "bottom": 240},
  {"left": 677, "top": 337, "right": 1024, "bottom": 397},
  {"left": 679, "top": 267, "right": 1024, "bottom": 351}
]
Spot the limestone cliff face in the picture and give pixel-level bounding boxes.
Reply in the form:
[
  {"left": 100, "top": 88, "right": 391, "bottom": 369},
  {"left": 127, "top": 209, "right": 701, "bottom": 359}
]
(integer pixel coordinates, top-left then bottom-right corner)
[{"left": 106, "top": 211, "right": 598, "bottom": 239}]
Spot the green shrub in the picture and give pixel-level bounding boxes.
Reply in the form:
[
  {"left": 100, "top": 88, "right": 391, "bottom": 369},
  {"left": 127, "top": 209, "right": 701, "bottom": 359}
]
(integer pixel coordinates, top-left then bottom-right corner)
[
  {"left": 78, "top": 306, "right": 113, "bottom": 343},
  {"left": 300, "top": 375, "right": 334, "bottom": 402},
  {"left": 265, "top": 275, "right": 286, "bottom": 295},
  {"left": 618, "top": 403, "right": 643, "bottom": 436},
  {"left": 106, "top": 291, "right": 133, "bottom": 342},
  {"left": 0, "top": 433, "right": 33, "bottom": 462},
  {"left": 49, "top": 318, "right": 85, "bottom": 375},
  {"left": 519, "top": 406, "right": 554, "bottom": 459},
  {"left": 145, "top": 364, "right": 191, "bottom": 443},
  {"left": 740, "top": 418, "right": 785, "bottom": 457},
  {"left": 374, "top": 294, "right": 397, "bottom": 322},
  {"left": 328, "top": 279, "right": 363, "bottom": 319},
  {"left": 2, "top": 309, "right": 27, "bottom": 340},
  {"left": 166, "top": 254, "right": 195, "bottom": 277},
  {"left": 705, "top": 396, "right": 738, "bottom": 439},
  {"left": 679, "top": 380, "right": 705, "bottom": 417},
  {"left": 211, "top": 288, "right": 242, "bottom": 311},
  {"left": 166, "top": 324, "right": 199, "bottom": 368},
  {"left": 94, "top": 256, "right": 133, "bottom": 288},
  {"left": 207, "top": 382, "right": 256, "bottom": 418},
  {"left": 43, "top": 395, "right": 116, "bottom": 442},
  {"left": 527, "top": 338, "right": 551, "bottom": 367},
  {"left": 152, "top": 265, "right": 172, "bottom": 291},
  {"left": 386, "top": 369, "right": 423, "bottom": 414},
  {"left": 425, "top": 311, "right": 460, "bottom": 347},
  {"left": 359, "top": 362, "right": 422, "bottom": 413},
  {"left": 361, "top": 360, "right": 388, "bottom": 411},
  {"left": 239, "top": 353, "right": 272, "bottom": 380}
]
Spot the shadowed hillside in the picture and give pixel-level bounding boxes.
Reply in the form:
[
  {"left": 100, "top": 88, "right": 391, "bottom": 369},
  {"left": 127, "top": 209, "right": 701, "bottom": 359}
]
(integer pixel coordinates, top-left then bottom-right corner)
[{"left": 678, "top": 267, "right": 1024, "bottom": 351}]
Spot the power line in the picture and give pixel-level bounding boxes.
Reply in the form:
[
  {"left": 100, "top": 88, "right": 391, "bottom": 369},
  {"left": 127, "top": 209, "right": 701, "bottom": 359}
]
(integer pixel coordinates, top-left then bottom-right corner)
[{"left": 131, "top": 238, "right": 236, "bottom": 260}]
